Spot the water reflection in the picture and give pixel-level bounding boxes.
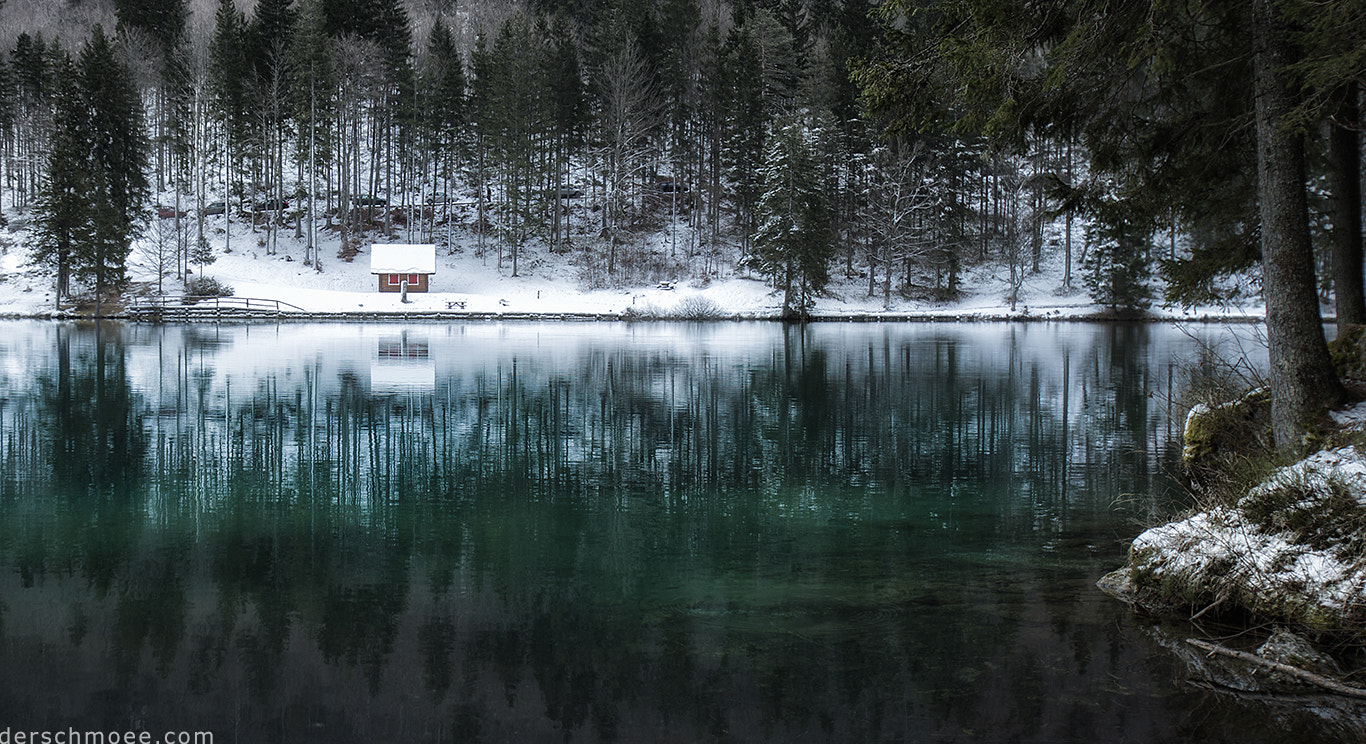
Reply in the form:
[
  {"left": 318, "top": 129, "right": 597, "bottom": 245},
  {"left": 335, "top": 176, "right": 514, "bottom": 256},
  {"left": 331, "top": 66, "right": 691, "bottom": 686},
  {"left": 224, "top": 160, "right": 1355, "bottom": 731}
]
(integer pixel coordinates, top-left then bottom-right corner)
[{"left": 0, "top": 320, "right": 1329, "bottom": 743}]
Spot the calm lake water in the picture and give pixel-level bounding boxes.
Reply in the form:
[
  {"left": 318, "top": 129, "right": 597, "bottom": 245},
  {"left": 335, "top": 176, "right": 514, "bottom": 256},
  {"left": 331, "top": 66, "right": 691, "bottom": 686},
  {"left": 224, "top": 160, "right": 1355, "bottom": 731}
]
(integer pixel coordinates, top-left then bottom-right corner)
[{"left": 0, "top": 319, "right": 1348, "bottom": 743}]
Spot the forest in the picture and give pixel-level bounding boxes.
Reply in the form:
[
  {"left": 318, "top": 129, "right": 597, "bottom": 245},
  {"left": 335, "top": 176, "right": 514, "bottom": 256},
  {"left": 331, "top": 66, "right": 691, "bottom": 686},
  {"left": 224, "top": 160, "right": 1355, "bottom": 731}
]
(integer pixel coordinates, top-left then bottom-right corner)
[
  {"left": 0, "top": 0, "right": 1349, "bottom": 314},
  {"left": 0, "top": 0, "right": 1363, "bottom": 443}
]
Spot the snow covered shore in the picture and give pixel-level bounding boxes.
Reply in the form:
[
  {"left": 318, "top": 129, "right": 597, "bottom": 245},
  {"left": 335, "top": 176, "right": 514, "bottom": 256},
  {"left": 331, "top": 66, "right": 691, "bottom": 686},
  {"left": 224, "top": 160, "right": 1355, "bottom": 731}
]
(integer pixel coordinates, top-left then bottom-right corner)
[
  {"left": 0, "top": 210, "right": 1267, "bottom": 322},
  {"left": 1100, "top": 403, "right": 1366, "bottom": 634}
]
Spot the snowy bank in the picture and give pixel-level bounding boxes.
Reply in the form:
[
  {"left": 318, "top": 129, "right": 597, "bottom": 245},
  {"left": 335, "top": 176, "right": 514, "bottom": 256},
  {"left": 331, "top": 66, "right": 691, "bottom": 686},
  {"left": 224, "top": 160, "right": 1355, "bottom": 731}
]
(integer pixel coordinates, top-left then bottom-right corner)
[
  {"left": 1101, "top": 428, "right": 1366, "bottom": 632},
  {"left": 0, "top": 206, "right": 1269, "bottom": 322}
]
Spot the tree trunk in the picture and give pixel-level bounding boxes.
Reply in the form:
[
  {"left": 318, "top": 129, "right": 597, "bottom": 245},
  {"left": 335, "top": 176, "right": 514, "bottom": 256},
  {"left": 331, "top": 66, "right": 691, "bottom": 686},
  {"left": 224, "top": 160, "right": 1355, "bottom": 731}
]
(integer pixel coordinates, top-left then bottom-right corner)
[
  {"left": 1252, "top": 0, "right": 1345, "bottom": 452},
  {"left": 1329, "top": 82, "right": 1365, "bottom": 333}
]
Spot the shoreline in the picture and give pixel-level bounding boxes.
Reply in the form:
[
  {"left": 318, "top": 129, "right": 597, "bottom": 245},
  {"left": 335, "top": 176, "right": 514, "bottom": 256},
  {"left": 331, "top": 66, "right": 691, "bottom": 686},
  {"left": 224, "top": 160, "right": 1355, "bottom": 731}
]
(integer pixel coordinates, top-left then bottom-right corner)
[{"left": 0, "top": 309, "right": 1272, "bottom": 324}]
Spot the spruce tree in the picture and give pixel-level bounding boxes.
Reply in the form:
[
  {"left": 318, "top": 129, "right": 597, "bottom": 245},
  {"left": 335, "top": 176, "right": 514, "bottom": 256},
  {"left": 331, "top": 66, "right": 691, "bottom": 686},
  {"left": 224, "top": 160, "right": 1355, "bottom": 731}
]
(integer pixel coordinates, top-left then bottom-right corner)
[
  {"left": 466, "top": 32, "right": 495, "bottom": 256},
  {"left": 250, "top": 0, "right": 297, "bottom": 84},
  {"left": 209, "top": 0, "right": 254, "bottom": 174},
  {"left": 290, "top": 0, "right": 333, "bottom": 266},
  {"left": 0, "top": 51, "right": 14, "bottom": 210},
  {"left": 488, "top": 12, "right": 545, "bottom": 275},
  {"left": 1250, "top": 0, "right": 1346, "bottom": 448},
  {"left": 543, "top": 14, "right": 587, "bottom": 251},
  {"left": 748, "top": 112, "right": 834, "bottom": 318},
  {"left": 1081, "top": 197, "right": 1154, "bottom": 315},
  {"left": 31, "top": 51, "right": 91, "bottom": 306},
  {"left": 422, "top": 18, "right": 466, "bottom": 207},
  {"left": 113, "top": 0, "right": 188, "bottom": 57},
  {"left": 723, "top": 24, "right": 768, "bottom": 247},
  {"left": 76, "top": 24, "right": 150, "bottom": 299}
]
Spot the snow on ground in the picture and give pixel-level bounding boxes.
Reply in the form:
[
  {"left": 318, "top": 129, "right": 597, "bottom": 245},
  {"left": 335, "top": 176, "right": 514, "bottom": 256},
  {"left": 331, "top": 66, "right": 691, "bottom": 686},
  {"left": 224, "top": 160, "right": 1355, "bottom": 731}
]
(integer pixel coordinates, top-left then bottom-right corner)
[
  {"left": 1118, "top": 445, "right": 1366, "bottom": 627},
  {"left": 0, "top": 206, "right": 1267, "bottom": 320}
]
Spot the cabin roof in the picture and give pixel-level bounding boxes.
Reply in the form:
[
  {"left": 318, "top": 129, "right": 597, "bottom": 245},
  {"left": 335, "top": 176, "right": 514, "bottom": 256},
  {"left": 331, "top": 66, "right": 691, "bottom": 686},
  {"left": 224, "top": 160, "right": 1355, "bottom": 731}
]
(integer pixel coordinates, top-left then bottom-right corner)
[{"left": 370, "top": 244, "right": 437, "bottom": 274}]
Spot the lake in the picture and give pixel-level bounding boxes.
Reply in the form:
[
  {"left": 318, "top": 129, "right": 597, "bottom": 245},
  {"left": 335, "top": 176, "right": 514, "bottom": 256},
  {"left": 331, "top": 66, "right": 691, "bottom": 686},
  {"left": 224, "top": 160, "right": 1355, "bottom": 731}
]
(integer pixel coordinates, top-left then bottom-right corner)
[{"left": 0, "top": 319, "right": 1347, "bottom": 743}]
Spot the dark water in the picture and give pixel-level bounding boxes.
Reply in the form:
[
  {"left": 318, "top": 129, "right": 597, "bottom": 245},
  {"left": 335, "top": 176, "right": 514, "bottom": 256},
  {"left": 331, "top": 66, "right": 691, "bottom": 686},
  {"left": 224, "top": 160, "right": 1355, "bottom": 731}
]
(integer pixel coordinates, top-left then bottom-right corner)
[{"left": 0, "top": 320, "right": 1345, "bottom": 743}]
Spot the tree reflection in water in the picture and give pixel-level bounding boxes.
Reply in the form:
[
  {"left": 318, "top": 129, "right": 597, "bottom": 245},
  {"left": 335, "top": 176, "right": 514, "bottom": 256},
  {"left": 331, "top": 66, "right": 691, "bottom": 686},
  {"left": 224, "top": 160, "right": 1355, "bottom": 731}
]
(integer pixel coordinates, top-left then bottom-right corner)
[{"left": 2, "top": 320, "right": 1339, "bottom": 743}]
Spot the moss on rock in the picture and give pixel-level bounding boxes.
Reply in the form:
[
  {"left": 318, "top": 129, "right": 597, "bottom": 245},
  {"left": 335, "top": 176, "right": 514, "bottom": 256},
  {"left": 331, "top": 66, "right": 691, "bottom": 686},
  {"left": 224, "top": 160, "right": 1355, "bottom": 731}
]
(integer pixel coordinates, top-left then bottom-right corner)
[
  {"left": 1329, "top": 324, "right": 1366, "bottom": 381},
  {"left": 1181, "top": 387, "right": 1272, "bottom": 494}
]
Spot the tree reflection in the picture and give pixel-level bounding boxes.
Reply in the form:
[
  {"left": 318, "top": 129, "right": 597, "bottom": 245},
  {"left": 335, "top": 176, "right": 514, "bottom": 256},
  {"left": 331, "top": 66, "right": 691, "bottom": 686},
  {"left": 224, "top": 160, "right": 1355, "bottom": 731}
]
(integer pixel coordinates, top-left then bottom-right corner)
[{"left": 0, "top": 323, "right": 1293, "bottom": 743}]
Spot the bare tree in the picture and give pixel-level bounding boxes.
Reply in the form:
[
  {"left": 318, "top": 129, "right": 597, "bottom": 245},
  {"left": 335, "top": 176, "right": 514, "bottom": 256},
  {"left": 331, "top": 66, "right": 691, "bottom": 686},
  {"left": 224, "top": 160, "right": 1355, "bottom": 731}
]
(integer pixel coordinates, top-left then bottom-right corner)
[
  {"left": 864, "top": 141, "right": 934, "bottom": 310},
  {"left": 140, "top": 215, "right": 179, "bottom": 295},
  {"left": 593, "top": 36, "right": 660, "bottom": 278}
]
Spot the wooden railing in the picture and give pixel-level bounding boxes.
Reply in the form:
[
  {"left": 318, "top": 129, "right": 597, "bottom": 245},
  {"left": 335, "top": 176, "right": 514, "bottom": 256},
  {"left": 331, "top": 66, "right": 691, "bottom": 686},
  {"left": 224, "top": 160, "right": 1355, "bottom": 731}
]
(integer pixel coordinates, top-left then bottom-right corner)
[{"left": 127, "top": 295, "right": 307, "bottom": 320}]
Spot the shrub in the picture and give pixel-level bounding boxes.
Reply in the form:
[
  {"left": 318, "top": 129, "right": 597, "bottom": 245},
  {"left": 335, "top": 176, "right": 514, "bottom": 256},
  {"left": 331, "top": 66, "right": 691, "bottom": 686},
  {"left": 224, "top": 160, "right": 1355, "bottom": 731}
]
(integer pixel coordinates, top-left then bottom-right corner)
[
  {"left": 675, "top": 295, "right": 724, "bottom": 320},
  {"left": 185, "top": 276, "right": 234, "bottom": 298}
]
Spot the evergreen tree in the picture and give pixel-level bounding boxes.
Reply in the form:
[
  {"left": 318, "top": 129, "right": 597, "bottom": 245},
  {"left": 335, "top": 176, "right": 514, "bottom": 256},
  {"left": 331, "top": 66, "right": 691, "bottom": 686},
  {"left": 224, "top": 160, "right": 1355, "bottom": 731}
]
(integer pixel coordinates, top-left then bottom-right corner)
[
  {"left": 10, "top": 33, "right": 48, "bottom": 102},
  {"left": 543, "top": 14, "right": 588, "bottom": 250},
  {"left": 466, "top": 31, "right": 496, "bottom": 255},
  {"left": 722, "top": 24, "right": 768, "bottom": 246},
  {"left": 0, "top": 51, "right": 14, "bottom": 208},
  {"left": 209, "top": 0, "right": 254, "bottom": 168},
  {"left": 290, "top": 0, "right": 333, "bottom": 266},
  {"left": 1081, "top": 197, "right": 1154, "bottom": 314},
  {"left": 250, "top": 0, "right": 297, "bottom": 85},
  {"left": 748, "top": 112, "right": 834, "bottom": 318},
  {"left": 1250, "top": 0, "right": 1345, "bottom": 448},
  {"left": 488, "top": 12, "right": 546, "bottom": 274},
  {"left": 76, "top": 24, "right": 150, "bottom": 299},
  {"left": 113, "top": 0, "right": 188, "bottom": 57},
  {"left": 421, "top": 17, "right": 466, "bottom": 204},
  {"left": 10, "top": 32, "right": 51, "bottom": 207},
  {"left": 31, "top": 51, "right": 91, "bottom": 306}
]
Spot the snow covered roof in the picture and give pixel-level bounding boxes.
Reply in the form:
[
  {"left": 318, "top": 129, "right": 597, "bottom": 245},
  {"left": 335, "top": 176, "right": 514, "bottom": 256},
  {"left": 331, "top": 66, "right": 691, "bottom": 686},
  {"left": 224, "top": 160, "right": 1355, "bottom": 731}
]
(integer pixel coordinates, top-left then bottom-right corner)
[{"left": 370, "top": 244, "right": 436, "bottom": 274}]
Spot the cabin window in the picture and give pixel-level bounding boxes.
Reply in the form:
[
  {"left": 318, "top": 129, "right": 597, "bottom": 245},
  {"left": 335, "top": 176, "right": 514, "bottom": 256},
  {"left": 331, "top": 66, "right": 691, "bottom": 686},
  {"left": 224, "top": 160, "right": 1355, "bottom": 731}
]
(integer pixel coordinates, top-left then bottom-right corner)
[
  {"left": 388, "top": 274, "right": 400, "bottom": 285},
  {"left": 409, "top": 273, "right": 420, "bottom": 285}
]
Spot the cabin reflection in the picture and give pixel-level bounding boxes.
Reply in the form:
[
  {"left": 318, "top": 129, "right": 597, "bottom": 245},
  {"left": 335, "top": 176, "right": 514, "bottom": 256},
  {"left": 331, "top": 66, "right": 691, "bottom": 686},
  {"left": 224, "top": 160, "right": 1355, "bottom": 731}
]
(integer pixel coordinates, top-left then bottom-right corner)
[{"left": 370, "top": 334, "right": 434, "bottom": 395}]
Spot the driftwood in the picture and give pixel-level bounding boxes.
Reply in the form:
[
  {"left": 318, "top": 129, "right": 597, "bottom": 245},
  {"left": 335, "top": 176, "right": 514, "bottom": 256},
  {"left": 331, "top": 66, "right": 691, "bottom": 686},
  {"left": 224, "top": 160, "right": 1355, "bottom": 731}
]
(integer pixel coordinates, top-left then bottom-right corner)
[{"left": 1186, "top": 638, "right": 1366, "bottom": 700}]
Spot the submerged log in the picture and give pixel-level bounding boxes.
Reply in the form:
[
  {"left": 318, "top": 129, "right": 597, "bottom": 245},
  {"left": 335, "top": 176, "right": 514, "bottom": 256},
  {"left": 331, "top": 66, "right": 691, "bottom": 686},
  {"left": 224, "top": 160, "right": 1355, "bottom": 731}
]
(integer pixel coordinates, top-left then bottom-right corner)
[{"left": 1186, "top": 638, "right": 1366, "bottom": 700}]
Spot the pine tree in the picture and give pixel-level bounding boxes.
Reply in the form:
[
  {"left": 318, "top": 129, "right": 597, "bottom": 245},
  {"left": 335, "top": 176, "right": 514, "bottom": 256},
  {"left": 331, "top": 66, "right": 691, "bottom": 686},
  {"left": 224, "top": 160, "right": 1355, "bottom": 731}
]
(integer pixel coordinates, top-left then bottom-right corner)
[
  {"left": 1250, "top": 0, "right": 1345, "bottom": 448},
  {"left": 10, "top": 32, "right": 51, "bottom": 208},
  {"left": 0, "top": 51, "right": 15, "bottom": 211},
  {"left": 723, "top": 23, "right": 768, "bottom": 248},
  {"left": 748, "top": 112, "right": 834, "bottom": 318},
  {"left": 543, "top": 14, "right": 587, "bottom": 251},
  {"left": 76, "top": 24, "right": 150, "bottom": 300},
  {"left": 1081, "top": 197, "right": 1154, "bottom": 314},
  {"left": 209, "top": 0, "right": 254, "bottom": 173},
  {"left": 488, "top": 12, "right": 546, "bottom": 275},
  {"left": 290, "top": 0, "right": 333, "bottom": 267},
  {"left": 31, "top": 51, "right": 91, "bottom": 306},
  {"left": 466, "top": 31, "right": 495, "bottom": 257},
  {"left": 113, "top": 0, "right": 188, "bottom": 57},
  {"left": 250, "top": 0, "right": 297, "bottom": 84},
  {"left": 421, "top": 17, "right": 466, "bottom": 217}
]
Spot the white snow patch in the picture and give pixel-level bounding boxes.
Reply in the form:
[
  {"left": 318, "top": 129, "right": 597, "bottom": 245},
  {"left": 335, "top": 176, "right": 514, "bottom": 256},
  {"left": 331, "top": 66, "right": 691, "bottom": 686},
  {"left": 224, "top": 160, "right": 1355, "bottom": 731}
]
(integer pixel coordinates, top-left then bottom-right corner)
[
  {"left": 1131, "top": 447, "right": 1366, "bottom": 620},
  {"left": 1330, "top": 402, "right": 1366, "bottom": 431},
  {"left": 370, "top": 243, "right": 437, "bottom": 275},
  {"left": 0, "top": 204, "right": 1272, "bottom": 321}
]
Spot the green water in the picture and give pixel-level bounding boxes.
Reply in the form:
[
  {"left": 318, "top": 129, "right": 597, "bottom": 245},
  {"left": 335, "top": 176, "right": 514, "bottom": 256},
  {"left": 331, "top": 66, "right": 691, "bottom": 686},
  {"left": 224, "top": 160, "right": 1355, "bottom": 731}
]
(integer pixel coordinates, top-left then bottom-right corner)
[{"left": 0, "top": 320, "right": 1346, "bottom": 743}]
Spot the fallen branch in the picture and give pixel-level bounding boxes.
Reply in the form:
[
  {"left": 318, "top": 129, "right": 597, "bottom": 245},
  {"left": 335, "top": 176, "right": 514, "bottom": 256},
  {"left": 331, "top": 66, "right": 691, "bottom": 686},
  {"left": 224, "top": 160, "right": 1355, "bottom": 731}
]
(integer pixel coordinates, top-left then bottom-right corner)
[
  {"left": 1187, "top": 678, "right": 1334, "bottom": 702},
  {"left": 1186, "top": 638, "right": 1366, "bottom": 700}
]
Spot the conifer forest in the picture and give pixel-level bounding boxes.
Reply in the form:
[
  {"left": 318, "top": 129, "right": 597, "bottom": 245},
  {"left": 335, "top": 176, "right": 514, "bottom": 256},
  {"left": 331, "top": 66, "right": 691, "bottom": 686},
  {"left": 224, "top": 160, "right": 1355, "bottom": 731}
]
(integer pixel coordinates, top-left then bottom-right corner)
[
  {"left": 0, "top": 0, "right": 1352, "bottom": 311},
  {"left": 0, "top": 0, "right": 1363, "bottom": 438}
]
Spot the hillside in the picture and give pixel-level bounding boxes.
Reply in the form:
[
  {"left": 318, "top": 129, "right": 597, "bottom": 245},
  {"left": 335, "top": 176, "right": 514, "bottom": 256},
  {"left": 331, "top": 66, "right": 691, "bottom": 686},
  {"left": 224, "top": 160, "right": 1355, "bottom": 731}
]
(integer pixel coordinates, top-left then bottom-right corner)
[{"left": 0, "top": 199, "right": 1266, "bottom": 321}]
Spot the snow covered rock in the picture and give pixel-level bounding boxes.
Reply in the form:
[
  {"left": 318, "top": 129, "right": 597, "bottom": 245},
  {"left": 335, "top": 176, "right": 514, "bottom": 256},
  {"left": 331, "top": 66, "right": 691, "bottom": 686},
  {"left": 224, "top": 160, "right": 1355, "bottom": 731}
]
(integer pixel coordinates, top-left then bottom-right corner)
[{"left": 1102, "top": 446, "right": 1366, "bottom": 631}]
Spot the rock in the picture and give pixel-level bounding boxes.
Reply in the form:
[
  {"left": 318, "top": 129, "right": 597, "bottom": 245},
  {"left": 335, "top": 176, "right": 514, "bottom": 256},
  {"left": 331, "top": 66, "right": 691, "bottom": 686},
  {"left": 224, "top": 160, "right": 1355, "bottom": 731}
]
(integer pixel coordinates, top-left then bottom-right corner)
[
  {"left": 1329, "top": 324, "right": 1366, "bottom": 381},
  {"left": 1096, "top": 568, "right": 1137, "bottom": 604},
  {"left": 1257, "top": 629, "right": 1344, "bottom": 684},
  {"left": 1182, "top": 387, "right": 1271, "bottom": 491}
]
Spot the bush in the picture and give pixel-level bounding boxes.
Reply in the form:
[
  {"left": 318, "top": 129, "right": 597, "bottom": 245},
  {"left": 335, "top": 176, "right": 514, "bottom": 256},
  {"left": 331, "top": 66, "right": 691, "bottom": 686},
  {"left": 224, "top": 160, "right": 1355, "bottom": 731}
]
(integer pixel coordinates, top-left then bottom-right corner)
[
  {"left": 185, "top": 276, "right": 234, "bottom": 298},
  {"left": 622, "top": 295, "right": 726, "bottom": 321},
  {"left": 675, "top": 295, "right": 724, "bottom": 320}
]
